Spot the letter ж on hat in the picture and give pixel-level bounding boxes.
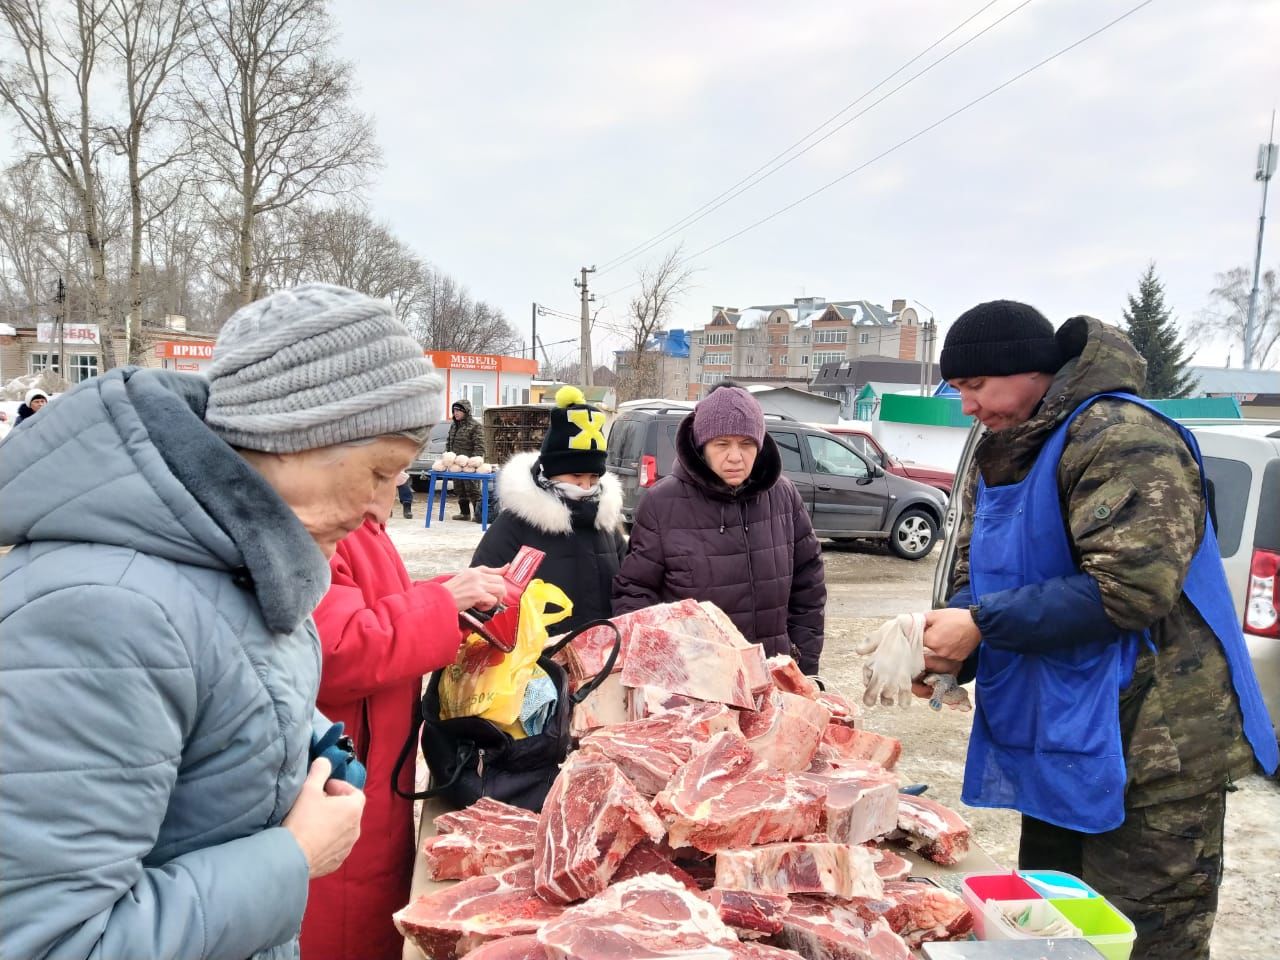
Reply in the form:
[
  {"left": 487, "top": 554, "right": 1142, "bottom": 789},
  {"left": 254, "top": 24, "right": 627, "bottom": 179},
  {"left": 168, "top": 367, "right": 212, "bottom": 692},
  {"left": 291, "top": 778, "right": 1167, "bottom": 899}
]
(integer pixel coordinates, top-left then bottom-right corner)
[
  {"left": 205, "top": 282, "right": 443, "bottom": 453},
  {"left": 540, "top": 386, "right": 607, "bottom": 476}
]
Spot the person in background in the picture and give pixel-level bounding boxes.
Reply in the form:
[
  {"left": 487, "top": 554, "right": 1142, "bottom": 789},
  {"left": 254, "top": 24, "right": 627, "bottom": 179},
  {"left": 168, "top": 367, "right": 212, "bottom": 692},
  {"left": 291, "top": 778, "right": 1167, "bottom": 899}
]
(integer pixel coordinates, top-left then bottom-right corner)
[
  {"left": 924, "top": 301, "right": 1277, "bottom": 960},
  {"left": 15, "top": 387, "right": 47, "bottom": 426},
  {"left": 447, "top": 397, "right": 486, "bottom": 521},
  {"left": 0, "top": 409, "right": 11, "bottom": 440},
  {"left": 0, "top": 283, "right": 440, "bottom": 960},
  {"left": 301, "top": 466, "right": 508, "bottom": 960},
  {"left": 396, "top": 473, "right": 415, "bottom": 519},
  {"left": 471, "top": 386, "right": 625, "bottom": 634},
  {"left": 612, "top": 384, "right": 826, "bottom": 673}
]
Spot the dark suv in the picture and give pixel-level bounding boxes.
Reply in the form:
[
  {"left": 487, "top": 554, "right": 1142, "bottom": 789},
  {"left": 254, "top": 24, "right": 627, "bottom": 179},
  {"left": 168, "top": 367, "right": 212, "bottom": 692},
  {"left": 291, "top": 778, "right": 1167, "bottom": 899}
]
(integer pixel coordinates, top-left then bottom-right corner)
[{"left": 606, "top": 406, "right": 948, "bottom": 560}]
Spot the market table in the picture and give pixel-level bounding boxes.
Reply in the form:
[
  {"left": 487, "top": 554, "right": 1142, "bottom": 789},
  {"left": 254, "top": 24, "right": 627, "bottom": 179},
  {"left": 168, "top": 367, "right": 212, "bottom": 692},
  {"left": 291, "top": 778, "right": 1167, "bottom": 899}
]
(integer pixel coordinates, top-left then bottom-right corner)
[
  {"left": 402, "top": 795, "right": 1004, "bottom": 960},
  {"left": 424, "top": 470, "right": 494, "bottom": 532}
]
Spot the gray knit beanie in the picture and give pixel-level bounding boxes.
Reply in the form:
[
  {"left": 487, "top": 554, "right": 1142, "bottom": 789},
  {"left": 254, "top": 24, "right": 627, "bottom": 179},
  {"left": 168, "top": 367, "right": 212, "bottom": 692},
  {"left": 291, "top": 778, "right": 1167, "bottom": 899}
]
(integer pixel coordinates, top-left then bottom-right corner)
[{"left": 205, "top": 283, "right": 443, "bottom": 453}]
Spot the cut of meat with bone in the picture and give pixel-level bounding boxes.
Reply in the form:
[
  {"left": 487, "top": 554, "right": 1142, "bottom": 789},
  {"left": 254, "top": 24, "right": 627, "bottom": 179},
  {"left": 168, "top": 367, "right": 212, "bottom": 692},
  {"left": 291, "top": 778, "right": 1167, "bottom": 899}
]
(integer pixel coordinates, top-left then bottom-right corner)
[
  {"left": 818, "top": 725, "right": 902, "bottom": 770},
  {"left": 626, "top": 685, "right": 701, "bottom": 721},
  {"left": 533, "top": 752, "right": 666, "bottom": 904},
  {"left": 655, "top": 733, "right": 826, "bottom": 852},
  {"left": 739, "top": 688, "right": 831, "bottom": 773},
  {"left": 728, "top": 944, "right": 807, "bottom": 960},
  {"left": 714, "top": 842, "right": 883, "bottom": 900},
  {"left": 798, "top": 772, "right": 898, "bottom": 846},
  {"left": 894, "top": 795, "right": 971, "bottom": 866},
  {"left": 612, "top": 840, "right": 702, "bottom": 892},
  {"left": 461, "top": 935, "right": 550, "bottom": 960},
  {"left": 422, "top": 797, "right": 539, "bottom": 880},
  {"left": 709, "top": 888, "right": 793, "bottom": 940},
  {"left": 622, "top": 625, "right": 756, "bottom": 709},
  {"left": 555, "top": 598, "right": 707, "bottom": 681},
  {"left": 578, "top": 703, "right": 740, "bottom": 795},
  {"left": 851, "top": 880, "right": 974, "bottom": 949},
  {"left": 771, "top": 899, "right": 911, "bottom": 960},
  {"left": 814, "top": 690, "right": 860, "bottom": 725},
  {"left": 766, "top": 655, "right": 821, "bottom": 699},
  {"left": 569, "top": 671, "right": 629, "bottom": 736},
  {"left": 537, "top": 874, "right": 742, "bottom": 959},
  {"left": 393, "top": 862, "right": 564, "bottom": 960},
  {"left": 864, "top": 845, "right": 911, "bottom": 882}
]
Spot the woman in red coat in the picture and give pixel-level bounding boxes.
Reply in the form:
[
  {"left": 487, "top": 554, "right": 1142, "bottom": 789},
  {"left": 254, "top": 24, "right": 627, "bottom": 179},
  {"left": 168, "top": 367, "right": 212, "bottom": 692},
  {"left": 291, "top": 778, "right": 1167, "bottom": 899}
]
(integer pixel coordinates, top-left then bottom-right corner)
[{"left": 301, "top": 472, "right": 507, "bottom": 960}]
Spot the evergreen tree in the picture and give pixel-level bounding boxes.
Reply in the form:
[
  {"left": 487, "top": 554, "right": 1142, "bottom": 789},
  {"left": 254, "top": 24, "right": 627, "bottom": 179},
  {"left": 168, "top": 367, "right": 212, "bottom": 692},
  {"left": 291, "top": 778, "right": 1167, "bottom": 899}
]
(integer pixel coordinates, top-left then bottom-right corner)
[{"left": 1122, "top": 263, "right": 1197, "bottom": 398}]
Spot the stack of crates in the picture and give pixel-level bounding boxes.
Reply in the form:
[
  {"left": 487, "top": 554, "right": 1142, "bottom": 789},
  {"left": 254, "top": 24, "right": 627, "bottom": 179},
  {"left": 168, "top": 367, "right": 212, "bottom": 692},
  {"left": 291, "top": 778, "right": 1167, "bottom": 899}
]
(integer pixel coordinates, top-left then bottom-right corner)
[{"left": 483, "top": 404, "right": 552, "bottom": 465}]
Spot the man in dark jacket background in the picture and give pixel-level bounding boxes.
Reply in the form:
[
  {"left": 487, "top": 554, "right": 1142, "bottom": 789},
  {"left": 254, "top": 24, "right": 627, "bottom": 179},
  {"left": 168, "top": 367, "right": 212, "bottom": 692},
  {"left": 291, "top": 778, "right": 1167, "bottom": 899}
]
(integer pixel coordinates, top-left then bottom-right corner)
[
  {"left": 612, "top": 385, "right": 826, "bottom": 673},
  {"left": 446, "top": 397, "right": 486, "bottom": 521}
]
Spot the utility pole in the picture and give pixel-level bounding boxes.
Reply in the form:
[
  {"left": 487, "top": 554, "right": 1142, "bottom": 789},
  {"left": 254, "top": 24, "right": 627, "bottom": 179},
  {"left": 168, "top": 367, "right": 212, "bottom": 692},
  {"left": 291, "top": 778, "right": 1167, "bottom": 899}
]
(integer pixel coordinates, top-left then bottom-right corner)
[
  {"left": 1245, "top": 111, "right": 1277, "bottom": 371},
  {"left": 530, "top": 302, "right": 539, "bottom": 370},
  {"left": 575, "top": 266, "right": 596, "bottom": 387}
]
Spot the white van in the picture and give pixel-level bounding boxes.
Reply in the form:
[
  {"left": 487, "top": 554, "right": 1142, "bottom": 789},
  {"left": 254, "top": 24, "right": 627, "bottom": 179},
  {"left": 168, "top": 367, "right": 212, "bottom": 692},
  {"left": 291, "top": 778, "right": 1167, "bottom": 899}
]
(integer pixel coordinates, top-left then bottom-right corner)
[{"left": 933, "top": 418, "right": 1280, "bottom": 733}]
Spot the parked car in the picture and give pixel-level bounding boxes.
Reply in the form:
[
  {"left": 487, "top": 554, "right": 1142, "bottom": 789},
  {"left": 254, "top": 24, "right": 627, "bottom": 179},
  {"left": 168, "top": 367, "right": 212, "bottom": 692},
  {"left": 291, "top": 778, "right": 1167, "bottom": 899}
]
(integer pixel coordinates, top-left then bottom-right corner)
[
  {"left": 813, "top": 424, "right": 955, "bottom": 496},
  {"left": 932, "top": 417, "right": 1280, "bottom": 737},
  {"left": 606, "top": 405, "right": 948, "bottom": 560},
  {"left": 406, "top": 420, "right": 452, "bottom": 491}
]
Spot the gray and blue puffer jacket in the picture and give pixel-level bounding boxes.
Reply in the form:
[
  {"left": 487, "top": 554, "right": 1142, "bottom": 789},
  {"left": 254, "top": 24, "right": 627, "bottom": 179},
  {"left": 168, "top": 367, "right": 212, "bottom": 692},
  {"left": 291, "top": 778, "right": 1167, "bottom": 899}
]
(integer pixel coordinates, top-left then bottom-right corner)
[{"left": 0, "top": 368, "right": 331, "bottom": 960}]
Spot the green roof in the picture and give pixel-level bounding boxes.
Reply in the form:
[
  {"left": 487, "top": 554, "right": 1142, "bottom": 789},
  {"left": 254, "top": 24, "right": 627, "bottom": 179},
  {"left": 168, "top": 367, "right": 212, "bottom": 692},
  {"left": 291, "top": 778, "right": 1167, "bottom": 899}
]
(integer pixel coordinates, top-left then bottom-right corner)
[
  {"left": 879, "top": 394, "right": 973, "bottom": 428},
  {"left": 1146, "top": 397, "right": 1241, "bottom": 419}
]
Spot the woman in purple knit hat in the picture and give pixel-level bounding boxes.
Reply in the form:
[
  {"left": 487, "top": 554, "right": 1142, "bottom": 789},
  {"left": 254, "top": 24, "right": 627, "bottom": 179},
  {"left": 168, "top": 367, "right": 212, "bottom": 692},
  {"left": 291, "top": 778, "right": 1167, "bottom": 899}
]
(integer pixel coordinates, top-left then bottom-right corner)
[{"left": 612, "top": 384, "right": 826, "bottom": 674}]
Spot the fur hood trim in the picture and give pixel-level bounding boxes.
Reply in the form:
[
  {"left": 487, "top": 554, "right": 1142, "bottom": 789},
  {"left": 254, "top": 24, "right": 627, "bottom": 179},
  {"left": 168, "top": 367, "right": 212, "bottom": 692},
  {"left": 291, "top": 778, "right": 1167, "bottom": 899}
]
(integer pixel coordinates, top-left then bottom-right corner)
[{"left": 496, "top": 450, "right": 623, "bottom": 535}]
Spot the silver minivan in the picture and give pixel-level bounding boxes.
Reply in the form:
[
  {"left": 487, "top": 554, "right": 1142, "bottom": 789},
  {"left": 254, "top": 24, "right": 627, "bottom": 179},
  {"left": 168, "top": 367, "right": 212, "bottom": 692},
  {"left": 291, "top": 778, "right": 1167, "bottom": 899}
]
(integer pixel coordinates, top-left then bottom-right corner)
[{"left": 933, "top": 418, "right": 1280, "bottom": 733}]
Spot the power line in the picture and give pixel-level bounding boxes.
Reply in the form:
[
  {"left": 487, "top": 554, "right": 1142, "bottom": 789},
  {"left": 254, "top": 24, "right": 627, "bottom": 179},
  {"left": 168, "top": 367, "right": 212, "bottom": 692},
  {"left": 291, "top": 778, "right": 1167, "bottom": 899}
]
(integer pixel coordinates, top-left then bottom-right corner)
[
  {"left": 595, "top": 0, "right": 1019, "bottom": 275},
  {"left": 598, "top": 0, "right": 1155, "bottom": 303}
]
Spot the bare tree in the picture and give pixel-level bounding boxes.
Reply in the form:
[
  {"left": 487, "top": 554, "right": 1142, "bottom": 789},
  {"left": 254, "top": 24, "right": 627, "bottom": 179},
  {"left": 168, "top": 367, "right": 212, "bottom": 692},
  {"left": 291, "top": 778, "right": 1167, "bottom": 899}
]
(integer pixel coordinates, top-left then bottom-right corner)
[
  {"left": 184, "top": 0, "right": 379, "bottom": 305},
  {"left": 617, "top": 246, "right": 695, "bottom": 402},
  {"left": 0, "top": 0, "right": 120, "bottom": 367},
  {"left": 1198, "top": 266, "right": 1280, "bottom": 370},
  {"left": 102, "top": 0, "right": 193, "bottom": 361},
  {"left": 0, "top": 160, "right": 57, "bottom": 325},
  {"left": 403, "top": 265, "right": 520, "bottom": 355}
]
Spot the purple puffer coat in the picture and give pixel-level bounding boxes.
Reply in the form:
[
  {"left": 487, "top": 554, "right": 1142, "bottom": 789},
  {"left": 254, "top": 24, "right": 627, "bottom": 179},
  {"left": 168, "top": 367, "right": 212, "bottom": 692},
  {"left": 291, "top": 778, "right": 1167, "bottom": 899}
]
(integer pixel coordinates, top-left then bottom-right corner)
[{"left": 612, "top": 414, "right": 826, "bottom": 673}]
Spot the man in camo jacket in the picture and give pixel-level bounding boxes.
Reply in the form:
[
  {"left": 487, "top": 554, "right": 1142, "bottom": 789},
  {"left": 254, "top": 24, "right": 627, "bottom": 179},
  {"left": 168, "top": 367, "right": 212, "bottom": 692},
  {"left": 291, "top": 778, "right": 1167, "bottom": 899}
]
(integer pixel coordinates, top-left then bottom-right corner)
[
  {"left": 446, "top": 397, "right": 486, "bottom": 521},
  {"left": 922, "top": 302, "right": 1277, "bottom": 960}
]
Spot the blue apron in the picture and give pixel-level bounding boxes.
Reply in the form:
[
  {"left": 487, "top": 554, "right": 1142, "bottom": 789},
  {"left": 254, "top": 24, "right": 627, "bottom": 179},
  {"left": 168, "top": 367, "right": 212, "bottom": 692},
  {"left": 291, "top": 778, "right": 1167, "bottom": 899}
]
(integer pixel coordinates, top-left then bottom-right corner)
[{"left": 962, "top": 391, "right": 1278, "bottom": 833}]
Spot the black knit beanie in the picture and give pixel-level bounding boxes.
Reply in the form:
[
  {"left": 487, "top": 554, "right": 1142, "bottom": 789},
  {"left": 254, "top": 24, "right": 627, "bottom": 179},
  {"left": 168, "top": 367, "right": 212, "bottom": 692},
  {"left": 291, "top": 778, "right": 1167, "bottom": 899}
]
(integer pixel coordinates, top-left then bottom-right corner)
[
  {"left": 539, "top": 386, "right": 608, "bottom": 477},
  {"left": 940, "top": 300, "right": 1063, "bottom": 380}
]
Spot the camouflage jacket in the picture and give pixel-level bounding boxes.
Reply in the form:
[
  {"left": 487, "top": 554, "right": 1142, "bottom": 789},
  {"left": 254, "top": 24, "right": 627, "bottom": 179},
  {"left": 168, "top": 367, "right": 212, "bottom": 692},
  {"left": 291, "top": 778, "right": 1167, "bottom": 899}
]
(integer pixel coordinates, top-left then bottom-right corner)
[
  {"left": 446, "top": 398, "right": 486, "bottom": 459},
  {"left": 949, "top": 316, "right": 1255, "bottom": 807}
]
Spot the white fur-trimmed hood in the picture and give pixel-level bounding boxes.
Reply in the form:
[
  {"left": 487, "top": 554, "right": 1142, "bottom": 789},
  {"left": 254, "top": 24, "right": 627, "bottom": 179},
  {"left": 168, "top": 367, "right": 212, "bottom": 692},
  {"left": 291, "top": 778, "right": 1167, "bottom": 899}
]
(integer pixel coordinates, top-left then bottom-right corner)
[{"left": 496, "top": 450, "right": 623, "bottom": 535}]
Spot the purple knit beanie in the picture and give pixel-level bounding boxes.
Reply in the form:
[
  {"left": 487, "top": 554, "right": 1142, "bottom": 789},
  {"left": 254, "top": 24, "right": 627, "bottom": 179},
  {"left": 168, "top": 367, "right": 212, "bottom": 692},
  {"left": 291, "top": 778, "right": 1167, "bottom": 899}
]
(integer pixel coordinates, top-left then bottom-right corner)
[{"left": 692, "top": 386, "right": 766, "bottom": 448}]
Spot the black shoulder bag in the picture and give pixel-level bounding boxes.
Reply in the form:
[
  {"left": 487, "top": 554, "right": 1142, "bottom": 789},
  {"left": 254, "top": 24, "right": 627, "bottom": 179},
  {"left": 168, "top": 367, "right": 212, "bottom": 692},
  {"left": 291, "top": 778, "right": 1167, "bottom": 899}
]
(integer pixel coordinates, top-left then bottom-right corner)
[{"left": 391, "top": 618, "right": 621, "bottom": 813}]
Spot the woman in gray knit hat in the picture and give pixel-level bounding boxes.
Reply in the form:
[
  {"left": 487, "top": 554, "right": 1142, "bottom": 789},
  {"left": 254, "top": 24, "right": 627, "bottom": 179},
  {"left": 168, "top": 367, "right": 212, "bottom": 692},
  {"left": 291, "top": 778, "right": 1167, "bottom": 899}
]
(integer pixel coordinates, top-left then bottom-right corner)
[{"left": 0, "top": 284, "right": 489, "bottom": 960}]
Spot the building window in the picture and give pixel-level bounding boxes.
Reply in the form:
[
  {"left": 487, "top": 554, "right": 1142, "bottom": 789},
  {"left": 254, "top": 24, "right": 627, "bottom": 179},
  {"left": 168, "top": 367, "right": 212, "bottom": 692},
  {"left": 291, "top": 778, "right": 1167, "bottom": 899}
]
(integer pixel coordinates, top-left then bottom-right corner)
[
  {"left": 814, "top": 329, "right": 847, "bottom": 344},
  {"left": 29, "top": 352, "right": 60, "bottom": 375},
  {"left": 780, "top": 355, "right": 789, "bottom": 365},
  {"left": 781, "top": 334, "right": 789, "bottom": 344},
  {"left": 801, "top": 355, "right": 809, "bottom": 365},
  {"left": 696, "top": 335, "right": 704, "bottom": 345},
  {"left": 859, "top": 332, "right": 871, "bottom": 345},
  {"left": 67, "top": 353, "right": 99, "bottom": 383},
  {"left": 813, "top": 351, "right": 845, "bottom": 366},
  {"left": 706, "top": 332, "right": 734, "bottom": 345}
]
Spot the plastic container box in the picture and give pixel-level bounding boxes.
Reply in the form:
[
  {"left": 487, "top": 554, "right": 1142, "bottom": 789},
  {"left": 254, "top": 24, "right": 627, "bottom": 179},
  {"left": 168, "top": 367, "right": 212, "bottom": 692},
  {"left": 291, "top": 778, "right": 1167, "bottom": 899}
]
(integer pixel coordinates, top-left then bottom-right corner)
[
  {"left": 1049, "top": 897, "right": 1137, "bottom": 960},
  {"left": 1017, "top": 869, "right": 1099, "bottom": 899},
  {"left": 960, "top": 873, "right": 1042, "bottom": 939},
  {"left": 983, "top": 898, "right": 1082, "bottom": 941}
]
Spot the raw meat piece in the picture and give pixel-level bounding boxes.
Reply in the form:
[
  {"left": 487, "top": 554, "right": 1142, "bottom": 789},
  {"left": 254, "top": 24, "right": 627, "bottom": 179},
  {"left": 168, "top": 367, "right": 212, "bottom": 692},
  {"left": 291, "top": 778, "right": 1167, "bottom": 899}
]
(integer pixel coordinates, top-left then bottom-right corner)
[
  {"left": 805, "top": 754, "right": 899, "bottom": 786},
  {"left": 852, "top": 880, "right": 974, "bottom": 948},
  {"left": 578, "top": 703, "right": 739, "bottom": 795},
  {"left": 536, "top": 874, "right": 741, "bottom": 959},
  {"left": 766, "top": 655, "right": 821, "bottom": 699},
  {"left": 729, "top": 945, "right": 806, "bottom": 959},
  {"left": 555, "top": 599, "right": 706, "bottom": 681},
  {"left": 612, "top": 840, "right": 702, "bottom": 891},
  {"left": 622, "top": 624, "right": 756, "bottom": 709},
  {"left": 393, "top": 862, "right": 564, "bottom": 960},
  {"left": 771, "top": 899, "right": 910, "bottom": 960},
  {"left": 893, "top": 794, "right": 971, "bottom": 866},
  {"left": 626, "top": 685, "right": 700, "bottom": 721},
  {"left": 737, "top": 642, "right": 773, "bottom": 696},
  {"left": 568, "top": 671, "right": 629, "bottom": 736},
  {"left": 714, "top": 842, "right": 883, "bottom": 900},
  {"left": 461, "top": 935, "right": 549, "bottom": 960},
  {"left": 799, "top": 771, "right": 898, "bottom": 845},
  {"left": 863, "top": 845, "right": 911, "bottom": 881},
  {"left": 709, "top": 888, "right": 793, "bottom": 938},
  {"left": 533, "top": 752, "right": 666, "bottom": 903},
  {"left": 814, "top": 690, "right": 861, "bottom": 724},
  {"left": 739, "top": 687, "right": 831, "bottom": 773},
  {"left": 422, "top": 797, "right": 539, "bottom": 880},
  {"left": 819, "top": 724, "right": 902, "bottom": 769},
  {"left": 654, "top": 733, "right": 826, "bottom": 852}
]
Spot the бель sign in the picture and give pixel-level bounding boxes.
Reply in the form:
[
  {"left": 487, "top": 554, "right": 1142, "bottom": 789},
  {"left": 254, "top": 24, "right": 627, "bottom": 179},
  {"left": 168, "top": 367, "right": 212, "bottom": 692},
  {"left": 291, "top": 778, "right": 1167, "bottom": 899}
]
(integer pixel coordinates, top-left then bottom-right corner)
[{"left": 37, "top": 323, "right": 100, "bottom": 345}]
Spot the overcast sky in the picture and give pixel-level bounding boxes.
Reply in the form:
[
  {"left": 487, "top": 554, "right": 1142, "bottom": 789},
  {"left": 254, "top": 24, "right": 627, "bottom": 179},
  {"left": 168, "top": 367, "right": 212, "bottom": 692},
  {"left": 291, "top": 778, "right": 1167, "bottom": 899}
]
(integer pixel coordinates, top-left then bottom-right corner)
[{"left": 325, "top": 0, "right": 1280, "bottom": 370}]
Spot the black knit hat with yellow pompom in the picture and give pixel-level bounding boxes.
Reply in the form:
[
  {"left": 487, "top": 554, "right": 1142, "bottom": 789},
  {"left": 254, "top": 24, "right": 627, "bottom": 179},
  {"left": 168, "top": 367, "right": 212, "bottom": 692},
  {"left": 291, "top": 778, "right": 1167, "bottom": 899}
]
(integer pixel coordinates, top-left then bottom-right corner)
[{"left": 539, "top": 385, "right": 608, "bottom": 477}]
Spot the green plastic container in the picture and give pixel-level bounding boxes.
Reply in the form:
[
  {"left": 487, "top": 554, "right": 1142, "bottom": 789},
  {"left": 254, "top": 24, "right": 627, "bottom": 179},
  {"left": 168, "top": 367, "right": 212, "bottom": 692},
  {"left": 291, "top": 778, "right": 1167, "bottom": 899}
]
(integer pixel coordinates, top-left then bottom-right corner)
[{"left": 1049, "top": 897, "right": 1136, "bottom": 960}]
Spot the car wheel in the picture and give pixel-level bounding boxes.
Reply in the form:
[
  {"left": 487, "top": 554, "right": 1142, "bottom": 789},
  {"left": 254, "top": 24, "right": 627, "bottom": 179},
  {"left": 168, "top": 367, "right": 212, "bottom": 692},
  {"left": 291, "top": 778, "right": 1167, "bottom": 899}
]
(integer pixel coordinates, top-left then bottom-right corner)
[{"left": 889, "top": 509, "right": 937, "bottom": 560}]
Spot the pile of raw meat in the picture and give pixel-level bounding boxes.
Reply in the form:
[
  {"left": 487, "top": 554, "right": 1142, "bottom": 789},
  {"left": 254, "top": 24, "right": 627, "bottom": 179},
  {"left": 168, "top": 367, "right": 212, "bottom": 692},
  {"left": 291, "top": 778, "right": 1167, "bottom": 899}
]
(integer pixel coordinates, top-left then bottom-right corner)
[{"left": 396, "top": 599, "right": 974, "bottom": 960}]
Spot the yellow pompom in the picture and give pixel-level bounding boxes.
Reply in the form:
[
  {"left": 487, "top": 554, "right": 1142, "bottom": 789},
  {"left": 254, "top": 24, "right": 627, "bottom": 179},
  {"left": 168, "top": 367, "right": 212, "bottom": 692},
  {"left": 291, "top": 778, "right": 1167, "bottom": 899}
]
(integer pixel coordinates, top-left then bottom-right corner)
[{"left": 555, "top": 385, "right": 586, "bottom": 408}]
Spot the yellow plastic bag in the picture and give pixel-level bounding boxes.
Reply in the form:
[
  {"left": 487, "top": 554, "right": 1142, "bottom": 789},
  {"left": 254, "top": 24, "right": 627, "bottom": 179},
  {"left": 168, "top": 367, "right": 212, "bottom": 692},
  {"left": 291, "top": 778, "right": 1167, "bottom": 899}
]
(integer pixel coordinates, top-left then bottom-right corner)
[{"left": 437, "top": 579, "right": 572, "bottom": 726}]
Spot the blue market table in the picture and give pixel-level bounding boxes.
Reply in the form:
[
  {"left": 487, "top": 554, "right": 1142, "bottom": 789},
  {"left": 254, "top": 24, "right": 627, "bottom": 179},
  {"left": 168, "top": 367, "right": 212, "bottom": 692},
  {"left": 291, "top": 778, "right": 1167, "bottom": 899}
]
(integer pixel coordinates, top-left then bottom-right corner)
[{"left": 424, "top": 470, "right": 494, "bottom": 531}]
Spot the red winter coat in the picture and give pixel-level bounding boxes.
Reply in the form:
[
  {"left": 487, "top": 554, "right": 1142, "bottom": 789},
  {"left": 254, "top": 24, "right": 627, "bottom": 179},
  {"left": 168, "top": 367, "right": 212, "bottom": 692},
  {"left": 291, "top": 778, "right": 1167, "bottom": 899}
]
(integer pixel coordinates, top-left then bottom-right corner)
[{"left": 300, "top": 520, "right": 463, "bottom": 960}]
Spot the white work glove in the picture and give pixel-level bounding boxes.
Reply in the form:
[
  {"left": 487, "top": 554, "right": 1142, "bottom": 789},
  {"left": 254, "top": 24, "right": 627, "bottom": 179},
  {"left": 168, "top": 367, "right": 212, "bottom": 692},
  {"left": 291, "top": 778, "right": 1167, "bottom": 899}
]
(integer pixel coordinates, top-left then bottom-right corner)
[{"left": 854, "top": 613, "right": 925, "bottom": 708}]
